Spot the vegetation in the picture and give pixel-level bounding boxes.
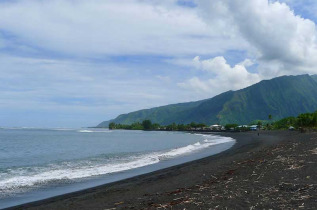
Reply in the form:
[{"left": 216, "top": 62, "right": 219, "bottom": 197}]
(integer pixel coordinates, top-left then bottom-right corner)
[
  {"left": 142, "top": 120, "right": 152, "bottom": 130},
  {"left": 98, "top": 75, "right": 317, "bottom": 127},
  {"left": 109, "top": 121, "right": 144, "bottom": 130},
  {"left": 109, "top": 120, "right": 207, "bottom": 131},
  {"left": 272, "top": 111, "right": 317, "bottom": 129},
  {"left": 108, "top": 110, "right": 317, "bottom": 132},
  {"left": 224, "top": 124, "right": 238, "bottom": 130}
]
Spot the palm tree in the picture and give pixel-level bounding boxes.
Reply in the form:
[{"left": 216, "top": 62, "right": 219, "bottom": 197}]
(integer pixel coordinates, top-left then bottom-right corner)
[{"left": 268, "top": 114, "right": 272, "bottom": 130}]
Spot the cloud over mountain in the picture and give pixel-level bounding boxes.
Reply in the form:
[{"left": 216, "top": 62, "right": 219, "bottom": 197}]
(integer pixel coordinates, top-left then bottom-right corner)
[
  {"left": 0, "top": 0, "right": 316, "bottom": 127},
  {"left": 198, "top": 0, "right": 317, "bottom": 75}
]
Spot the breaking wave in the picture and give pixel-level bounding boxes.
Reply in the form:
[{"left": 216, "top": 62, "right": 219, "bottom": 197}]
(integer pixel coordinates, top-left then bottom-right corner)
[
  {"left": 77, "top": 129, "right": 112, "bottom": 133},
  {"left": 0, "top": 134, "right": 234, "bottom": 194}
]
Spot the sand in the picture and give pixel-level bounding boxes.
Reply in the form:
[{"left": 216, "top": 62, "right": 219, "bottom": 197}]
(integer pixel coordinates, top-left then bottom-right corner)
[{"left": 7, "top": 130, "right": 316, "bottom": 209}]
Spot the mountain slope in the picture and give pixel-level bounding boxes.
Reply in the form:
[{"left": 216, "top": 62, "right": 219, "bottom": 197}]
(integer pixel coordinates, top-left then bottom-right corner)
[
  {"left": 312, "top": 74, "right": 317, "bottom": 83},
  {"left": 97, "top": 74, "right": 317, "bottom": 127},
  {"left": 97, "top": 99, "right": 206, "bottom": 127},
  {"left": 216, "top": 74, "right": 317, "bottom": 124}
]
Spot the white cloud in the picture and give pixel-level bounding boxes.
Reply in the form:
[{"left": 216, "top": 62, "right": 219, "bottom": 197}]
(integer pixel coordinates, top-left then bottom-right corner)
[
  {"left": 178, "top": 77, "right": 210, "bottom": 92},
  {"left": 0, "top": 54, "right": 190, "bottom": 126},
  {"left": 178, "top": 56, "right": 261, "bottom": 95},
  {"left": 198, "top": 0, "right": 317, "bottom": 76},
  {"left": 0, "top": 0, "right": 245, "bottom": 57},
  {"left": 279, "top": 0, "right": 317, "bottom": 21},
  {"left": 177, "top": 0, "right": 317, "bottom": 98},
  {"left": 1, "top": 0, "right": 317, "bottom": 127},
  {"left": 238, "top": 59, "right": 254, "bottom": 67}
]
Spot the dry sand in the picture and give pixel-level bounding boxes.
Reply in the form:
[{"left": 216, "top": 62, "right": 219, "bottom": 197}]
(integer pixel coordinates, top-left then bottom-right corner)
[{"left": 7, "top": 130, "right": 316, "bottom": 209}]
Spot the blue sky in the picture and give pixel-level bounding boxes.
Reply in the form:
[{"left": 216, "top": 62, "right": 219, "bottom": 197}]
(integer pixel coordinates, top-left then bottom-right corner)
[{"left": 0, "top": 0, "right": 317, "bottom": 127}]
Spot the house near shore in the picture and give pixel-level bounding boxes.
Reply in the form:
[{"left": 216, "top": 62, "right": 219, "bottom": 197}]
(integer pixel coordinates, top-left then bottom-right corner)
[
  {"left": 250, "top": 125, "right": 258, "bottom": 131},
  {"left": 237, "top": 125, "right": 248, "bottom": 128},
  {"left": 210, "top": 124, "right": 225, "bottom": 131}
]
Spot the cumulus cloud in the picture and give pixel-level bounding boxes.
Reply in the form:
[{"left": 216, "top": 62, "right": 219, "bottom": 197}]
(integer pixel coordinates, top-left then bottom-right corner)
[
  {"left": 198, "top": 0, "right": 317, "bottom": 76},
  {"left": 279, "top": 0, "right": 317, "bottom": 21},
  {"left": 178, "top": 56, "right": 261, "bottom": 94},
  {"left": 178, "top": 0, "right": 317, "bottom": 97},
  {"left": 1, "top": 0, "right": 317, "bottom": 127}
]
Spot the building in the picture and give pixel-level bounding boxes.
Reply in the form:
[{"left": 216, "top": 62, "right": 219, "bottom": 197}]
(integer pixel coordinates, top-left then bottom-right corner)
[{"left": 210, "top": 124, "right": 225, "bottom": 131}]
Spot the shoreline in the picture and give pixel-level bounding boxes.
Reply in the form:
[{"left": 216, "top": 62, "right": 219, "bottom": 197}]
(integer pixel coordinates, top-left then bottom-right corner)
[{"left": 6, "top": 130, "right": 316, "bottom": 209}]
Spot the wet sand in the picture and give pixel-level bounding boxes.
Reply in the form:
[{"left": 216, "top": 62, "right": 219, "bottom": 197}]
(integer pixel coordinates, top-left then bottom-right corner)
[{"left": 7, "top": 130, "right": 316, "bottom": 209}]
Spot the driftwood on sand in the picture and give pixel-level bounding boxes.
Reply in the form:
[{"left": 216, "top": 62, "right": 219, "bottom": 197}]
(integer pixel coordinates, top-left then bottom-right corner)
[{"left": 12, "top": 131, "right": 316, "bottom": 210}]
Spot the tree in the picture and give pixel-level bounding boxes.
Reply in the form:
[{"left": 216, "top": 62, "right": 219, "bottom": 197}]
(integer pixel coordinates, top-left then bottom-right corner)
[
  {"left": 142, "top": 120, "right": 152, "bottom": 130},
  {"left": 152, "top": 123, "right": 160, "bottom": 130},
  {"left": 313, "top": 111, "right": 317, "bottom": 126},
  {"left": 131, "top": 122, "right": 143, "bottom": 130},
  {"left": 257, "top": 120, "right": 262, "bottom": 128},
  {"left": 109, "top": 122, "right": 116, "bottom": 130},
  {"left": 177, "top": 124, "right": 186, "bottom": 131},
  {"left": 197, "top": 123, "right": 206, "bottom": 129},
  {"left": 190, "top": 122, "right": 197, "bottom": 128},
  {"left": 225, "top": 124, "right": 238, "bottom": 130},
  {"left": 166, "top": 123, "right": 177, "bottom": 131},
  {"left": 273, "top": 116, "right": 296, "bottom": 129},
  {"left": 267, "top": 114, "right": 273, "bottom": 130}
]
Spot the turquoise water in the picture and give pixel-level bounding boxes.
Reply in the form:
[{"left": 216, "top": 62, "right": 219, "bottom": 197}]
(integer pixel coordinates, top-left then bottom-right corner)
[{"left": 0, "top": 128, "right": 235, "bottom": 208}]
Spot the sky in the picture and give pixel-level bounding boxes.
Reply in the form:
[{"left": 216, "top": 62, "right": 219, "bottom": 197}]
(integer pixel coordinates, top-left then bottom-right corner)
[{"left": 0, "top": 0, "right": 317, "bottom": 128}]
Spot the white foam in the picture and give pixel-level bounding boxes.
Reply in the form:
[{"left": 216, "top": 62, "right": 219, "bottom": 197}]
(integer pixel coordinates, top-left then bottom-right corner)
[
  {"left": 0, "top": 134, "right": 235, "bottom": 193},
  {"left": 78, "top": 130, "right": 94, "bottom": 133},
  {"left": 77, "top": 130, "right": 112, "bottom": 133},
  {"left": 0, "top": 155, "right": 160, "bottom": 193},
  {"left": 158, "top": 135, "right": 234, "bottom": 160}
]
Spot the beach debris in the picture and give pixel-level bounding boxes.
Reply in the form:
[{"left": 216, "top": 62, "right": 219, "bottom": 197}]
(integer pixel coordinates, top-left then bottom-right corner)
[
  {"left": 114, "top": 201, "right": 124, "bottom": 205},
  {"left": 310, "top": 148, "right": 317, "bottom": 155},
  {"left": 210, "top": 174, "right": 218, "bottom": 179},
  {"left": 149, "top": 196, "right": 195, "bottom": 208},
  {"left": 167, "top": 188, "right": 184, "bottom": 195},
  {"left": 108, "top": 132, "right": 316, "bottom": 210},
  {"left": 288, "top": 164, "right": 303, "bottom": 170}
]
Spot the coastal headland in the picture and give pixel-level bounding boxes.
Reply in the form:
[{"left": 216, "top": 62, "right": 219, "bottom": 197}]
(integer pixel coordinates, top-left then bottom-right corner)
[{"left": 7, "top": 130, "right": 316, "bottom": 209}]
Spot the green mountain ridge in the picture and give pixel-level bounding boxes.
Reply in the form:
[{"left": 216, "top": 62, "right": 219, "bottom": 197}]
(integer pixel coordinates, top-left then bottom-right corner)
[{"left": 97, "top": 74, "right": 317, "bottom": 127}]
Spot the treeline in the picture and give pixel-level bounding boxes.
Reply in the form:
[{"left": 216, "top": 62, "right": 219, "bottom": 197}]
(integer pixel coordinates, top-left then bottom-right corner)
[
  {"left": 108, "top": 111, "right": 317, "bottom": 131},
  {"left": 273, "top": 111, "right": 317, "bottom": 129},
  {"left": 108, "top": 120, "right": 206, "bottom": 131},
  {"left": 109, "top": 120, "right": 160, "bottom": 130}
]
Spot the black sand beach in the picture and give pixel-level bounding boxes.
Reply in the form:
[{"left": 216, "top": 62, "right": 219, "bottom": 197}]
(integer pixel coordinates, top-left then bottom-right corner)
[{"left": 7, "top": 131, "right": 316, "bottom": 209}]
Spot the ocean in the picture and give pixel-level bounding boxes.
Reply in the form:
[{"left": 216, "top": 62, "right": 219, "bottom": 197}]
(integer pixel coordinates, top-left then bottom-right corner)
[{"left": 0, "top": 128, "right": 235, "bottom": 208}]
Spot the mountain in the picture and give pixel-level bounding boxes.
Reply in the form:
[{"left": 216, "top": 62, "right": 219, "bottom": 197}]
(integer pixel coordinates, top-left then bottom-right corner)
[
  {"left": 312, "top": 74, "right": 317, "bottom": 83},
  {"left": 97, "top": 74, "right": 317, "bottom": 127}
]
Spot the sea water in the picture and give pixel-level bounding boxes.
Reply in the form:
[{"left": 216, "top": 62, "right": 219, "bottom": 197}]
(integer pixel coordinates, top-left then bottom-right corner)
[{"left": 0, "top": 128, "right": 235, "bottom": 208}]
